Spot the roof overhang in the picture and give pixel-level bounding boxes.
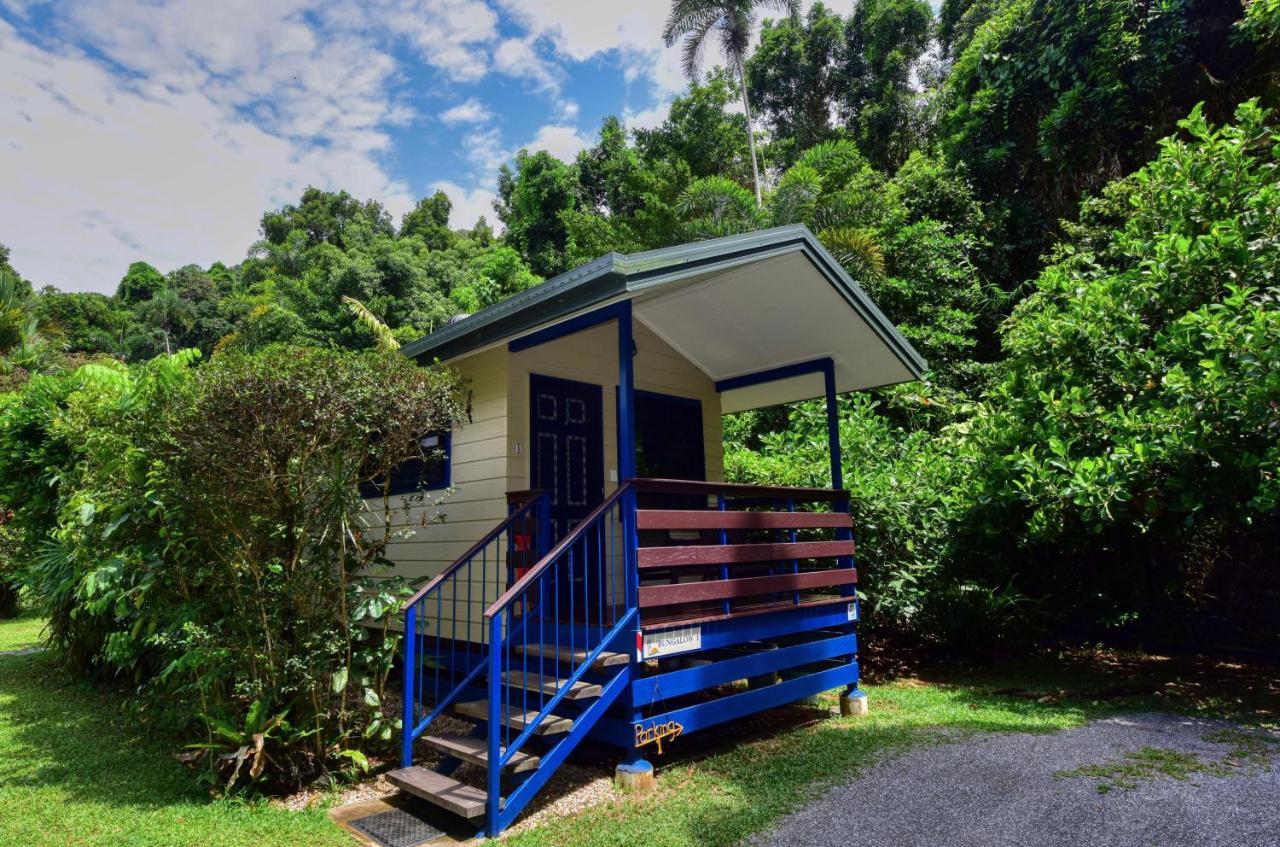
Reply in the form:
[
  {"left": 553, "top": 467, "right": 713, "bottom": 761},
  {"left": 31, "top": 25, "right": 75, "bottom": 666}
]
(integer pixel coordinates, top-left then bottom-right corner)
[{"left": 402, "top": 225, "right": 926, "bottom": 412}]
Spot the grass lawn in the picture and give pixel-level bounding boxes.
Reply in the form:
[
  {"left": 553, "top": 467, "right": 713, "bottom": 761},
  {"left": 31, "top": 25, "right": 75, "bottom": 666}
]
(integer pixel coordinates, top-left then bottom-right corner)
[
  {"left": 0, "top": 610, "right": 45, "bottom": 652},
  {"left": 2, "top": 613, "right": 1276, "bottom": 847},
  {"left": 0, "top": 618, "right": 348, "bottom": 847}
]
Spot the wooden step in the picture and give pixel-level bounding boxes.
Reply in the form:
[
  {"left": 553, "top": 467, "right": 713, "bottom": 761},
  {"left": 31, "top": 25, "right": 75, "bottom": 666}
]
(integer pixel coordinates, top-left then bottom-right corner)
[
  {"left": 387, "top": 766, "right": 496, "bottom": 820},
  {"left": 455, "top": 699, "right": 574, "bottom": 735},
  {"left": 500, "top": 671, "right": 601, "bottom": 700},
  {"left": 514, "top": 644, "right": 630, "bottom": 671},
  {"left": 422, "top": 733, "right": 540, "bottom": 773}
]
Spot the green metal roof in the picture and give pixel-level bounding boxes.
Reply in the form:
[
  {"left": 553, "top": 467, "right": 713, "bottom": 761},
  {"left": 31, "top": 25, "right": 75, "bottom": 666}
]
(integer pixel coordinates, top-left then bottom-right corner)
[{"left": 401, "top": 224, "right": 927, "bottom": 378}]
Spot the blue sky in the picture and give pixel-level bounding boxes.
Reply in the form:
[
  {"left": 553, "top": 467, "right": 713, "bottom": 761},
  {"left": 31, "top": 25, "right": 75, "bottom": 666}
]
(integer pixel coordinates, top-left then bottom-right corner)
[{"left": 1, "top": 1, "right": 853, "bottom": 293}]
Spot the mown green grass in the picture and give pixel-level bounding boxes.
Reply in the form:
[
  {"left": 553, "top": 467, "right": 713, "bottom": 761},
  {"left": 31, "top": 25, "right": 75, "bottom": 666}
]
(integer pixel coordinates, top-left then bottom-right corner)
[
  {"left": 3, "top": 612, "right": 1276, "bottom": 847},
  {"left": 0, "top": 611, "right": 45, "bottom": 652},
  {"left": 0, "top": 619, "right": 347, "bottom": 847}
]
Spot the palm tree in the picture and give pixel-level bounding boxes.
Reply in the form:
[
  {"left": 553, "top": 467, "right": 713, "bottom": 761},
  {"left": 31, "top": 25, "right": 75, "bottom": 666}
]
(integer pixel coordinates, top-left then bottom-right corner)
[
  {"left": 137, "top": 287, "right": 195, "bottom": 356},
  {"left": 675, "top": 140, "right": 888, "bottom": 283},
  {"left": 663, "top": 0, "right": 800, "bottom": 205},
  {"left": 1, "top": 270, "right": 63, "bottom": 374}
]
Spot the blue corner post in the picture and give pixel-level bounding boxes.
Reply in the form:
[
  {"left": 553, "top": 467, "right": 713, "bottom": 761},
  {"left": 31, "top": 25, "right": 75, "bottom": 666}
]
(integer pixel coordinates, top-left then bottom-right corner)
[
  {"left": 401, "top": 602, "right": 417, "bottom": 768},
  {"left": 823, "top": 363, "right": 863, "bottom": 706},
  {"left": 616, "top": 299, "right": 637, "bottom": 611},
  {"left": 615, "top": 300, "right": 649, "bottom": 775},
  {"left": 822, "top": 361, "right": 843, "bottom": 493}
]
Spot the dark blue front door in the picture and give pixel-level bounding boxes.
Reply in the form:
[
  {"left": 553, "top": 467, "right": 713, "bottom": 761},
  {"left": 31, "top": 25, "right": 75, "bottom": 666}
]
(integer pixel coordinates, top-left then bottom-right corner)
[{"left": 529, "top": 374, "right": 604, "bottom": 541}]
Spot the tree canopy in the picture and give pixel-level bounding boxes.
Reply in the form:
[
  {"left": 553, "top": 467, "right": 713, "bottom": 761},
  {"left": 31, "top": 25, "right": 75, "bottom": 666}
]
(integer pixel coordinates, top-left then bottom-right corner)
[{"left": 3, "top": 0, "right": 1279, "bottom": 652}]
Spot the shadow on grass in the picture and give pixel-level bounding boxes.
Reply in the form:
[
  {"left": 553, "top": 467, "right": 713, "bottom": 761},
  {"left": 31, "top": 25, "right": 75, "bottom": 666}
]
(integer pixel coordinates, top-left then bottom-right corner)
[{"left": 0, "top": 652, "right": 209, "bottom": 810}]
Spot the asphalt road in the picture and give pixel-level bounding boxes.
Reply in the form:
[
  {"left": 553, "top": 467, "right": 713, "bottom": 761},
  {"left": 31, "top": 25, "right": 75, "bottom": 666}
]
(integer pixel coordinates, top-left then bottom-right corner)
[{"left": 749, "top": 713, "right": 1280, "bottom": 847}]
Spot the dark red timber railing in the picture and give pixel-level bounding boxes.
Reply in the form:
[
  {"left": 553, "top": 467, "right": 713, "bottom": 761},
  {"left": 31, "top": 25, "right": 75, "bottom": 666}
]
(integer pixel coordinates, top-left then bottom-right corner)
[
  {"left": 400, "top": 491, "right": 551, "bottom": 768},
  {"left": 630, "top": 479, "right": 855, "bottom": 628},
  {"left": 482, "top": 481, "right": 637, "bottom": 833}
]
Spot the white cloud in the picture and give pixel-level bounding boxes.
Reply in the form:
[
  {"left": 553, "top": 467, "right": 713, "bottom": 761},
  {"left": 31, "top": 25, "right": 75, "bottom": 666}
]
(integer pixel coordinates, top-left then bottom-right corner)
[
  {"left": 460, "top": 125, "right": 513, "bottom": 187},
  {"left": 523, "top": 124, "right": 593, "bottom": 162},
  {"left": 0, "top": 15, "right": 414, "bottom": 293},
  {"left": 439, "top": 98, "right": 493, "bottom": 126},
  {"left": 491, "top": 34, "right": 580, "bottom": 120},
  {"left": 431, "top": 180, "right": 500, "bottom": 230}
]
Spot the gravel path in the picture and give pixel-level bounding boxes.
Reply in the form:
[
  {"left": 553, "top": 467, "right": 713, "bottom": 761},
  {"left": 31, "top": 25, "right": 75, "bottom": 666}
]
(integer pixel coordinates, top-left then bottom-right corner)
[{"left": 749, "top": 713, "right": 1280, "bottom": 847}]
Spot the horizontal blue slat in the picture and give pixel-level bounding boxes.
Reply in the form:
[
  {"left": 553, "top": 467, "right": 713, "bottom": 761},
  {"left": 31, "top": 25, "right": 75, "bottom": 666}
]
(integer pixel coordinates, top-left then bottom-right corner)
[
  {"left": 632, "top": 633, "right": 856, "bottom": 702},
  {"left": 645, "top": 599, "right": 857, "bottom": 652},
  {"left": 591, "top": 662, "right": 858, "bottom": 747}
]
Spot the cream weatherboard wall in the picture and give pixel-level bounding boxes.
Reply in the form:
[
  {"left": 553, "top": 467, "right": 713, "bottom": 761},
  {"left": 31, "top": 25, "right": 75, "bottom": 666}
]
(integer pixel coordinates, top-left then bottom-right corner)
[
  {"left": 370, "top": 320, "right": 723, "bottom": 640},
  {"left": 368, "top": 345, "right": 509, "bottom": 586}
]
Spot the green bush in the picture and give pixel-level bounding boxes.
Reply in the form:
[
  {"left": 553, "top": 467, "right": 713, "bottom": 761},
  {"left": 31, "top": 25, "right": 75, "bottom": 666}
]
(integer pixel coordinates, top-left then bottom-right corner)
[
  {"left": 0, "top": 346, "right": 462, "bottom": 789},
  {"left": 962, "top": 100, "right": 1280, "bottom": 642}
]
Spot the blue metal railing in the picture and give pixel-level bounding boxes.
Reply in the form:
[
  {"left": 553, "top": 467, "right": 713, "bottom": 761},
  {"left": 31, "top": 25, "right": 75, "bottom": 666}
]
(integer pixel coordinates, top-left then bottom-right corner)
[
  {"left": 400, "top": 491, "right": 551, "bottom": 768},
  {"left": 482, "top": 481, "right": 638, "bottom": 834}
]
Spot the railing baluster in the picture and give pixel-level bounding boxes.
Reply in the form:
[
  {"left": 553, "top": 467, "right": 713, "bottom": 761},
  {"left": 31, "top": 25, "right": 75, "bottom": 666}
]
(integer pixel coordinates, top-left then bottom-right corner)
[
  {"left": 399, "top": 494, "right": 548, "bottom": 771},
  {"left": 718, "top": 494, "right": 730, "bottom": 616},
  {"left": 401, "top": 602, "right": 416, "bottom": 768}
]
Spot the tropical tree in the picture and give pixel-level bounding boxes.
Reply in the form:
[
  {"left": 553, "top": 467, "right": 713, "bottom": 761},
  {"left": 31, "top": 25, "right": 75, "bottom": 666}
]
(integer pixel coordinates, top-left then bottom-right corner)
[
  {"left": 663, "top": 0, "right": 801, "bottom": 204},
  {"left": 1, "top": 269, "right": 63, "bottom": 376},
  {"left": 135, "top": 286, "right": 195, "bottom": 355}
]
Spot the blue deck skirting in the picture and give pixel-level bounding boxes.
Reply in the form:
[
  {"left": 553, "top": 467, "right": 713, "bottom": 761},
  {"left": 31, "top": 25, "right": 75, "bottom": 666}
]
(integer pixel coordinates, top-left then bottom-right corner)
[
  {"left": 590, "top": 662, "right": 858, "bottom": 747},
  {"left": 631, "top": 632, "right": 857, "bottom": 703},
  {"left": 643, "top": 598, "right": 857, "bottom": 651}
]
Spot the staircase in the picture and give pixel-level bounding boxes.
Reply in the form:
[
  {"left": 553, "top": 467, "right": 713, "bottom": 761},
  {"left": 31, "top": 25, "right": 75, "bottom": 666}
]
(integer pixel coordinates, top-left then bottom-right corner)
[{"left": 393, "top": 485, "right": 638, "bottom": 837}]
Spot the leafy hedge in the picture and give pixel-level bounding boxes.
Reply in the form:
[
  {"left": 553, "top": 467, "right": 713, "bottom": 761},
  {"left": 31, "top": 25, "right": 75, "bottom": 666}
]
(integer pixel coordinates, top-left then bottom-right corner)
[
  {"left": 729, "top": 101, "right": 1280, "bottom": 651},
  {"left": 0, "top": 346, "right": 462, "bottom": 788}
]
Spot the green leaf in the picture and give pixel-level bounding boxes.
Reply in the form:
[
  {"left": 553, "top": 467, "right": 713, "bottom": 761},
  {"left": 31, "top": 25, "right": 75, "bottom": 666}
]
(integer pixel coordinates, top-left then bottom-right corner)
[{"left": 331, "top": 667, "right": 349, "bottom": 694}]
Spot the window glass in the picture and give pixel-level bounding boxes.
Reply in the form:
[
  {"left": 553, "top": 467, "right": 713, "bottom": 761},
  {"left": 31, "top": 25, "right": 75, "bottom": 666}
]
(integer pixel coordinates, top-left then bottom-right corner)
[{"left": 360, "top": 431, "right": 450, "bottom": 498}]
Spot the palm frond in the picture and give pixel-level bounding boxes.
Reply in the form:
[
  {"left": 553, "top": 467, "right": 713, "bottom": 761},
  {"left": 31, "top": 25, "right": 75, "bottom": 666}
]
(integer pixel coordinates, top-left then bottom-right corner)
[
  {"left": 341, "top": 296, "right": 400, "bottom": 352},
  {"left": 768, "top": 163, "right": 821, "bottom": 226},
  {"left": 663, "top": 0, "right": 722, "bottom": 44},
  {"left": 676, "top": 176, "right": 766, "bottom": 226},
  {"left": 674, "top": 8, "right": 723, "bottom": 79},
  {"left": 817, "top": 227, "right": 886, "bottom": 283}
]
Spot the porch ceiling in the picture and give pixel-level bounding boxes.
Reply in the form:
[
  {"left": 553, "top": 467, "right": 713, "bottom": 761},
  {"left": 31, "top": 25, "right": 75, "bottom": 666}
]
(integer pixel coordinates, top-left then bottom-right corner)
[{"left": 634, "top": 250, "right": 917, "bottom": 413}]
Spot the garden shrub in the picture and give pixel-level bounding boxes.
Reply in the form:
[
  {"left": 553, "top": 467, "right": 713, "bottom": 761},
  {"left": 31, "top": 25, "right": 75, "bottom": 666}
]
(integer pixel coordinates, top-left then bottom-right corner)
[
  {"left": 0, "top": 345, "right": 463, "bottom": 789},
  {"left": 961, "top": 100, "right": 1280, "bottom": 644},
  {"left": 728, "top": 100, "right": 1280, "bottom": 651}
]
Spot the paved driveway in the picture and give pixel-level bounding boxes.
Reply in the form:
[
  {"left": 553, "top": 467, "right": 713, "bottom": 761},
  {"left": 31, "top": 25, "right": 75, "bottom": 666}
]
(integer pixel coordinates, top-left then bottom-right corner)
[{"left": 750, "top": 713, "right": 1280, "bottom": 847}]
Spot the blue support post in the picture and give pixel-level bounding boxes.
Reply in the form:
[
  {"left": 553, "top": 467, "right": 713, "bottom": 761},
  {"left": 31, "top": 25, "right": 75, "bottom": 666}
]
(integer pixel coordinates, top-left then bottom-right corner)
[
  {"left": 615, "top": 300, "right": 649, "bottom": 782},
  {"left": 823, "top": 362, "right": 862, "bottom": 706},
  {"left": 617, "top": 299, "right": 637, "bottom": 610},
  {"left": 486, "top": 613, "right": 503, "bottom": 837},
  {"left": 401, "top": 603, "right": 417, "bottom": 769},
  {"left": 822, "top": 360, "right": 842, "bottom": 492}
]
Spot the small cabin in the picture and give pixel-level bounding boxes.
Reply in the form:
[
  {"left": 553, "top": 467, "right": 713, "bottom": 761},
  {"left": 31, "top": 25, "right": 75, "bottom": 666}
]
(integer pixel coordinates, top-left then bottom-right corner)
[{"left": 378, "top": 225, "right": 925, "bottom": 836}]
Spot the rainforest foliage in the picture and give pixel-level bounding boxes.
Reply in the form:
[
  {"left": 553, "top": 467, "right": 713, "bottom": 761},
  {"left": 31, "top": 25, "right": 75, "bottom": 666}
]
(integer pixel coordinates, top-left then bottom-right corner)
[{"left": 1, "top": 0, "right": 1279, "bottom": 787}]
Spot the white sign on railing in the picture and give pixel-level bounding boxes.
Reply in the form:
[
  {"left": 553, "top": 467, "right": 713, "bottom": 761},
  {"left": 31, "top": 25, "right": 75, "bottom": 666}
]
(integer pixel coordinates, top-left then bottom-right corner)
[{"left": 641, "top": 625, "right": 702, "bottom": 659}]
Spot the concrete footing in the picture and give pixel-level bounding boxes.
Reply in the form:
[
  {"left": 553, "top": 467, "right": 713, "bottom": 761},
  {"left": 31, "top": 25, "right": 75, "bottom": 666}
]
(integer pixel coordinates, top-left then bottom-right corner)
[
  {"left": 840, "top": 692, "right": 869, "bottom": 717},
  {"left": 615, "top": 759, "right": 655, "bottom": 792}
]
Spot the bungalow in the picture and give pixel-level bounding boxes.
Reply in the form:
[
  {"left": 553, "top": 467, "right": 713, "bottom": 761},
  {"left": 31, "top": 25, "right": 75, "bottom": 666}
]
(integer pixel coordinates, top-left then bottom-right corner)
[{"left": 377, "top": 224, "right": 925, "bottom": 837}]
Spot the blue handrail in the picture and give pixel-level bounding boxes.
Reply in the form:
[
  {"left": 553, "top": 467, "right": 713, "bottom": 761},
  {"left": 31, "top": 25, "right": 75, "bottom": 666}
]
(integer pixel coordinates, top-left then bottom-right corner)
[
  {"left": 400, "top": 491, "right": 551, "bottom": 768},
  {"left": 482, "top": 481, "right": 637, "bottom": 834}
]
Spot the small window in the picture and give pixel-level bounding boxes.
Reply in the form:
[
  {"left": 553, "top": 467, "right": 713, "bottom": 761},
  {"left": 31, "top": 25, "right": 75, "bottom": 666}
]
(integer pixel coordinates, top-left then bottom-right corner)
[{"left": 360, "top": 431, "right": 451, "bottom": 498}]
